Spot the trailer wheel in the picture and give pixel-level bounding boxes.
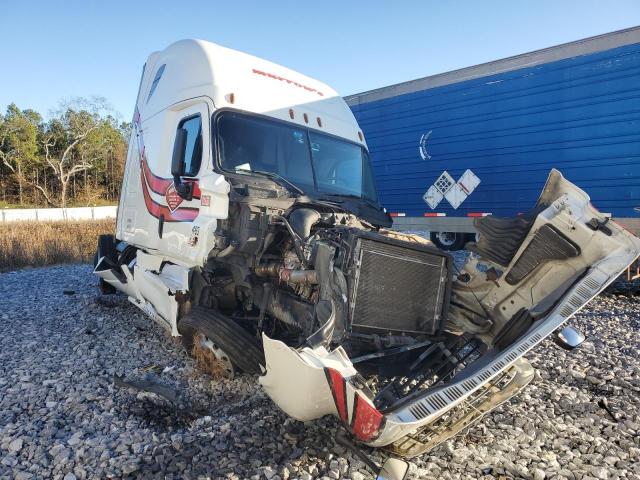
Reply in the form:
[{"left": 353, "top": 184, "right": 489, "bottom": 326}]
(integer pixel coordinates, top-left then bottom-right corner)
[
  {"left": 178, "top": 306, "right": 264, "bottom": 378},
  {"left": 94, "top": 235, "right": 117, "bottom": 295},
  {"left": 430, "top": 231, "right": 466, "bottom": 251}
]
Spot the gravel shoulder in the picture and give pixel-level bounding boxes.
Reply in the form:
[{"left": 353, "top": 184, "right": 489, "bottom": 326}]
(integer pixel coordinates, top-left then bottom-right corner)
[{"left": 0, "top": 264, "right": 638, "bottom": 480}]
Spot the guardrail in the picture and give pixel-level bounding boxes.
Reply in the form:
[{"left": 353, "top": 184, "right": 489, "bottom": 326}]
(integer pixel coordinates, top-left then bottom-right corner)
[{"left": 0, "top": 206, "right": 118, "bottom": 222}]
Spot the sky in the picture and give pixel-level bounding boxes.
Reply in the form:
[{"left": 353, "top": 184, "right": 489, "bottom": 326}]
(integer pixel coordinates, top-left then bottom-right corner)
[{"left": 1, "top": 0, "right": 639, "bottom": 121}]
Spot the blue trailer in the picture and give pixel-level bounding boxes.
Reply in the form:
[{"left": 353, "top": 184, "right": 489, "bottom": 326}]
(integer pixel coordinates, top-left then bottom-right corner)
[{"left": 345, "top": 27, "right": 640, "bottom": 250}]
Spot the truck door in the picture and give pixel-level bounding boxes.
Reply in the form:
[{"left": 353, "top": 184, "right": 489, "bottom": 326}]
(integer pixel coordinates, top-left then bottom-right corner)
[
  {"left": 122, "top": 99, "right": 211, "bottom": 263},
  {"left": 155, "top": 101, "right": 210, "bottom": 261}
]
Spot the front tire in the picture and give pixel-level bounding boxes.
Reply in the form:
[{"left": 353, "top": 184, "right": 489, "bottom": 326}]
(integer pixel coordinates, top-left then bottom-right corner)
[
  {"left": 178, "top": 306, "right": 264, "bottom": 377},
  {"left": 430, "top": 231, "right": 466, "bottom": 251}
]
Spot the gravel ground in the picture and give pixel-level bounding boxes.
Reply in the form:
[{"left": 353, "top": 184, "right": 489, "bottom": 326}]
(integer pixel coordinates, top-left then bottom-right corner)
[{"left": 0, "top": 264, "right": 638, "bottom": 480}]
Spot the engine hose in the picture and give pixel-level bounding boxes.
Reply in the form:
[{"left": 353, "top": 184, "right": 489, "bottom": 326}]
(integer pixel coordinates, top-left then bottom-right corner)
[
  {"left": 273, "top": 215, "right": 308, "bottom": 268},
  {"left": 216, "top": 242, "right": 237, "bottom": 258},
  {"left": 254, "top": 264, "right": 318, "bottom": 284}
]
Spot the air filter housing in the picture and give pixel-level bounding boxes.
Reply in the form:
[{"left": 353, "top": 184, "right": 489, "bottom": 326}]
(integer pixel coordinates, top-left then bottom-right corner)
[{"left": 348, "top": 234, "right": 452, "bottom": 336}]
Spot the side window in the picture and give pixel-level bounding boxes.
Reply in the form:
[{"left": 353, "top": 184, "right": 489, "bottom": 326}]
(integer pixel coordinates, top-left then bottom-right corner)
[
  {"left": 177, "top": 115, "right": 203, "bottom": 177},
  {"left": 146, "top": 64, "right": 165, "bottom": 103}
]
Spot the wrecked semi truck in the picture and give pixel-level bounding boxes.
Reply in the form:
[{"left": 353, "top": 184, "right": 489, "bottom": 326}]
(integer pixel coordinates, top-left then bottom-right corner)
[
  {"left": 94, "top": 39, "right": 640, "bottom": 458},
  {"left": 345, "top": 27, "right": 640, "bottom": 250}
]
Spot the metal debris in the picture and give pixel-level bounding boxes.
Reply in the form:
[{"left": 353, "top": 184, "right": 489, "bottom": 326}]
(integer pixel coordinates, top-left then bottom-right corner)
[{"left": 113, "top": 374, "right": 181, "bottom": 404}]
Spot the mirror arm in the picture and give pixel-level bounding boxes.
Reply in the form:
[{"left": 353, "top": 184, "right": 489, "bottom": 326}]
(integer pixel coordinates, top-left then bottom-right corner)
[{"left": 173, "top": 177, "right": 194, "bottom": 201}]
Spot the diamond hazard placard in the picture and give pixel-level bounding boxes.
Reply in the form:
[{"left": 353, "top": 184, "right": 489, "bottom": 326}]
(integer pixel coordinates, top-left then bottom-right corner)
[
  {"left": 457, "top": 169, "right": 481, "bottom": 196},
  {"left": 434, "top": 171, "right": 455, "bottom": 195},
  {"left": 423, "top": 185, "right": 444, "bottom": 209},
  {"left": 165, "top": 183, "right": 184, "bottom": 212},
  {"left": 444, "top": 184, "right": 467, "bottom": 209},
  {"left": 423, "top": 169, "right": 482, "bottom": 210}
]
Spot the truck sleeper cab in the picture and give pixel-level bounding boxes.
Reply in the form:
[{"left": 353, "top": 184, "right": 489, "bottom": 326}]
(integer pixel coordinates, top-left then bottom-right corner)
[{"left": 94, "top": 39, "right": 640, "bottom": 457}]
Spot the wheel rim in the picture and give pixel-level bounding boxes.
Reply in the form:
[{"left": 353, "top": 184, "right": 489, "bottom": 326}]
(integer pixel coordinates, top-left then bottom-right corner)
[
  {"left": 436, "top": 231, "right": 457, "bottom": 247},
  {"left": 192, "top": 333, "right": 235, "bottom": 379}
]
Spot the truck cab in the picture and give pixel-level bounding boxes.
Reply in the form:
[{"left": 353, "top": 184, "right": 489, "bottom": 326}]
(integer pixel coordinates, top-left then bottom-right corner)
[
  {"left": 95, "top": 39, "right": 640, "bottom": 457},
  {"left": 116, "top": 40, "right": 374, "bottom": 267}
]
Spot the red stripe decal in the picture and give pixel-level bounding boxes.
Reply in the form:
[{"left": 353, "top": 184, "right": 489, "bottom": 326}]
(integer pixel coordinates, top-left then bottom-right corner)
[
  {"left": 189, "top": 180, "right": 201, "bottom": 199},
  {"left": 326, "top": 368, "right": 348, "bottom": 423},
  {"left": 134, "top": 107, "right": 201, "bottom": 222},
  {"left": 141, "top": 159, "right": 201, "bottom": 200},
  {"left": 141, "top": 158, "right": 173, "bottom": 195},
  {"left": 351, "top": 394, "right": 384, "bottom": 442},
  {"left": 140, "top": 165, "right": 199, "bottom": 222}
]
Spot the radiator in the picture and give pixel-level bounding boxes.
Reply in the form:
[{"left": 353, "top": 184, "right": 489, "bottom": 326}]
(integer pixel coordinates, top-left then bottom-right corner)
[{"left": 349, "top": 237, "right": 451, "bottom": 335}]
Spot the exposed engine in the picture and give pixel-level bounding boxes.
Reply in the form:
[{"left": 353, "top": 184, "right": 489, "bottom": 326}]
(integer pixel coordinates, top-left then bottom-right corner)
[
  {"left": 169, "top": 176, "right": 474, "bottom": 414},
  {"left": 193, "top": 178, "right": 455, "bottom": 359},
  {"left": 177, "top": 168, "right": 634, "bottom": 415}
]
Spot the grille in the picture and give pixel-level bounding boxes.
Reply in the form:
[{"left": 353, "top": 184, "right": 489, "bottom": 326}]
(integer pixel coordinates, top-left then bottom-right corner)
[{"left": 350, "top": 238, "right": 449, "bottom": 335}]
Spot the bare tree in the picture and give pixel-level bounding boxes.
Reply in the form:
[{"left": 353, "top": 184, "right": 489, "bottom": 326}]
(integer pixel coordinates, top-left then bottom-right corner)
[
  {"left": 0, "top": 98, "right": 127, "bottom": 208},
  {"left": 37, "top": 97, "right": 113, "bottom": 208},
  {"left": 40, "top": 124, "right": 97, "bottom": 207},
  {"left": 0, "top": 122, "right": 20, "bottom": 199}
]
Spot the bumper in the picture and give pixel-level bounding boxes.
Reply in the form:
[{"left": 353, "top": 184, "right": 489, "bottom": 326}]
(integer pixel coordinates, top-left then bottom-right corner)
[{"left": 387, "top": 356, "right": 534, "bottom": 458}]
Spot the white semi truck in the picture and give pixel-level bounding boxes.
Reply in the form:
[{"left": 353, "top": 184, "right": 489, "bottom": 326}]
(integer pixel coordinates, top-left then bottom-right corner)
[{"left": 94, "top": 39, "right": 640, "bottom": 461}]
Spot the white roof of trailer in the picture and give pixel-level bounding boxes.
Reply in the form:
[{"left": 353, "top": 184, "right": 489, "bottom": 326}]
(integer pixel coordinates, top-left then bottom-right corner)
[
  {"left": 137, "top": 39, "right": 365, "bottom": 145},
  {"left": 345, "top": 26, "right": 640, "bottom": 106}
]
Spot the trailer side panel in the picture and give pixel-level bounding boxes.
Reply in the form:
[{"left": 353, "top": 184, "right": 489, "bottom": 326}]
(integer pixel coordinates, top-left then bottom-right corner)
[{"left": 347, "top": 30, "right": 640, "bottom": 232}]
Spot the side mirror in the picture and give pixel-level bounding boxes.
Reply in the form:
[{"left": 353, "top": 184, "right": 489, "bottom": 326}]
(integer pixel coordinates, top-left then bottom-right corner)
[
  {"left": 553, "top": 326, "right": 586, "bottom": 351},
  {"left": 171, "top": 128, "right": 188, "bottom": 178},
  {"left": 377, "top": 458, "right": 409, "bottom": 480},
  {"left": 171, "top": 128, "right": 193, "bottom": 200}
]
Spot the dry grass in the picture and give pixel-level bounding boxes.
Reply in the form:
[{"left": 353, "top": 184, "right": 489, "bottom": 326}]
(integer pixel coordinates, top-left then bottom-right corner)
[{"left": 0, "top": 219, "right": 115, "bottom": 271}]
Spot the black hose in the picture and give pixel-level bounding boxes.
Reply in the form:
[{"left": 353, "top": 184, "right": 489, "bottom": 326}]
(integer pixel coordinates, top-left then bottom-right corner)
[
  {"left": 273, "top": 215, "right": 308, "bottom": 267},
  {"left": 217, "top": 241, "right": 237, "bottom": 258},
  {"left": 288, "top": 208, "right": 321, "bottom": 239},
  {"left": 334, "top": 432, "right": 380, "bottom": 474}
]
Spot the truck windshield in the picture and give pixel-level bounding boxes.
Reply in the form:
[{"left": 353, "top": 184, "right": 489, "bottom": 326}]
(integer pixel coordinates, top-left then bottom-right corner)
[{"left": 216, "top": 112, "right": 379, "bottom": 203}]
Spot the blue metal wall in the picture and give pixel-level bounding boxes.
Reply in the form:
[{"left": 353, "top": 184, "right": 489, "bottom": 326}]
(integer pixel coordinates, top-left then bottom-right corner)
[{"left": 350, "top": 43, "right": 640, "bottom": 218}]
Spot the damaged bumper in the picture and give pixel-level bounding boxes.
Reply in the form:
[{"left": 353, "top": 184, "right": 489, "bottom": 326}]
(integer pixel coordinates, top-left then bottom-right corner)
[{"left": 259, "top": 170, "right": 640, "bottom": 454}]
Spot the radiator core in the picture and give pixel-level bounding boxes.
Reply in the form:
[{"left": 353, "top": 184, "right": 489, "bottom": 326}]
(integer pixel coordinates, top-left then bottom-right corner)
[{"left": 349, "top": 238, "right": 450, "bottom": 335}]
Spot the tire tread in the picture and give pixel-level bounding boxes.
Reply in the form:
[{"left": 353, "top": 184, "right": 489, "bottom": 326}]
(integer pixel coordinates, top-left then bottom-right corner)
[{"left": 179, "top": 307, "right": 264, "bottom": 374}]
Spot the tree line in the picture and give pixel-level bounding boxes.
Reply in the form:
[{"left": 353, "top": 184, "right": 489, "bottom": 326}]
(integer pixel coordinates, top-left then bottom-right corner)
[{"left": 0, "top": 98, "right": 130, "bottom": 208}]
